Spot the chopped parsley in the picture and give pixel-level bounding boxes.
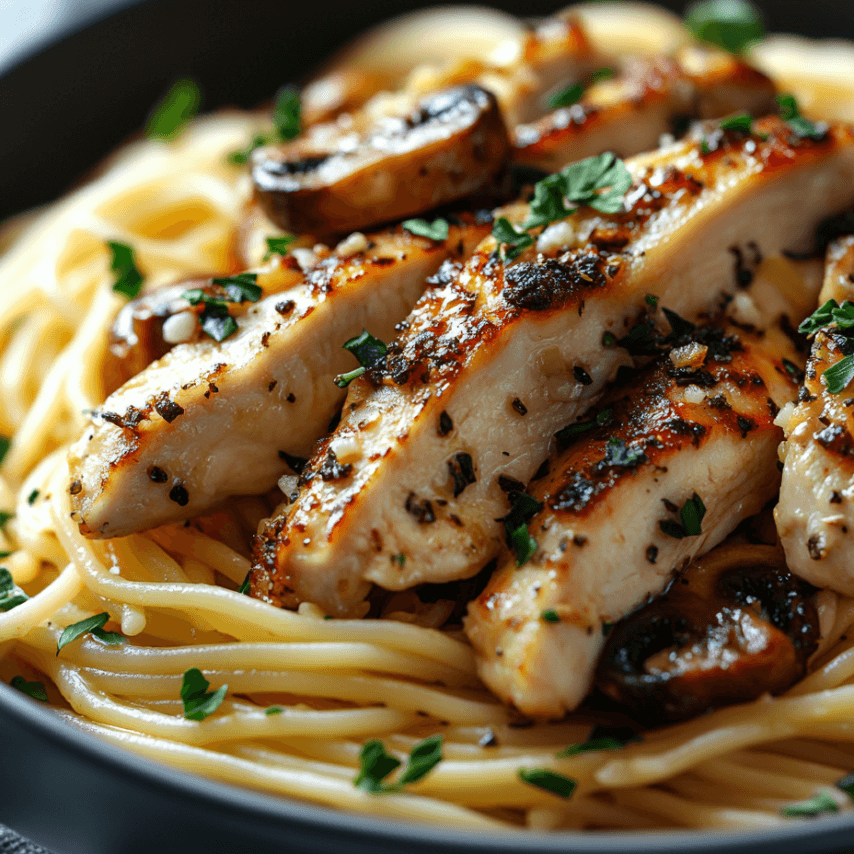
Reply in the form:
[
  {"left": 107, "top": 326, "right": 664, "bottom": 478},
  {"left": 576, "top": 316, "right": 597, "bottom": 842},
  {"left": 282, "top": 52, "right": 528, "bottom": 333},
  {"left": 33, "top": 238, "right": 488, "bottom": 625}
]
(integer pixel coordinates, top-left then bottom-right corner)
[
  {"left": 492, "top": 153, "right": 631, "bottom": 262},
  {"left": 0, "top": 437, "right": 9, "bottom": 465},
  {"left": 0, "top": 568, "right": 27, "bottom": 612},
  {"left": 107, "top": 241, "right": 145, "bottom": 299},
  {"left": 777, "top": 93, "right": 826, "bottom": 141},
  {"left": 780, "top": 791, "right": 839, "bottom": 818},
  {"left": 0, "top": 511, "right": 13, "bottom": 530},
  {"left": 547, "top": 82, "right": 585, "bottom": 110},
  {"left": 504, "top": 492, "right": 543, "bottom": 567},
  {"left": 334, "top": 330, "right": 388, "bottom": 388},
  {"left": 541, "top": 609, "right": 560, "bottom": 623},
  {"left": 660, "top": 492, "right": 706, "bottom": 539},
  {"left": 799, "top": 299, "right": 854, "bottom": 336},
  {"left": 719, "top": 112, "right": 755, "bottom": 133},
  {"left": 237, "top": 572, "right": 251, "bottom": 595},
  {"left": 181, "top": 273, "right": 261, "bottom": 342},
  {"left": 57, "top": 613, "right": 124, "bottom": 653},
  {"left": 645, "top": 294, "right": 659, "bottom": 309},
  {"left": 823, "top": 356, "right": 854, "bottom": 395},
  {"left": 264, "top": 235, "right": 297, "bottom": 260},
  {"left": 592, "top": 67, "right": 615, "bottom": 82},
  {"left": 836, "top": 773, "right": 854, "bottom": 801},
  {"left": 402, "top": 218, "right": 450, "bottom": 241},
  {"left": 265, "top": 706, "right": 284, "bottom": 716},
  {"left": 26, "top": 489, "right": 39, "bottom": 505},
  {"left": 684, "top": 0, "right": 764, "bottom": 54},
  {"left": 555, "top": 408, "right": 613, "bottom": 442},
  {"left": 354, "top": 734, "right": 443, "bottom": 793},
  {"left": 393, "top": 553, "right": 406, "bottom": 567},
  {"left": 556, "top": 737, "right": 627, "bottom": 757},
  {"left": 180, "top": 668, "right": 228, "bottom": 721},
  {"left": 492, "top": 217, "right": 534, "bottom": 263},
  {"left": 273, "top": 85, "right": 302, "bottom": 142},
  {"left": 228, "top": 86, "right": 301, "bottom": 164},
  {"left": 517, "top": 768, "right": 577, "bottom": 799},
  {"left": 227, "top": 133, "right": 271, "bottom": 166},
  {"left": 10, "top": 676, "right": 48, "bottom": 702},
  {"left": 145, "top": 78, "right": 201, "bottom": 141}
]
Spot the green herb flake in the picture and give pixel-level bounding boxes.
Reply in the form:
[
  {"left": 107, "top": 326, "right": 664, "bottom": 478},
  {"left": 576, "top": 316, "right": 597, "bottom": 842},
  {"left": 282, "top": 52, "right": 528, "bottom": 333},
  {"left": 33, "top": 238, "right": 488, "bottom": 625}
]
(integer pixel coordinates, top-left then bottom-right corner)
[
  {"left": 27, "top": 489, "right": 39, "bottom": 505},
  {"left": 561, "top": 152, "right": 632, "bottom": 215},
  {"left": 402, "top": 218, "right": 450, "bottom": 241},
  {"left": 0, "top": 568, "right": 27, "bottom": 612},
  {"left": 0, "top": 437, "right": 10, "bottom": 465},
  {"left": 264, "top": 235, "right": 297, "bottom": 260},
  {"left": 0, "top": 511, "right": 13, "bottom": 530},
  {"left": 684, "top": 0, "right": 764, "bottom": 54},
  {"left": 556, "top": 737, "right": 626, "bottom": 758},
  {"left": 645, "top": 294, "right": 658, "bottom": 308},
  {"left": 354, "top": 735, "right": 443, "bottom": 793},
  {"left": 603, "top": 436, "right": 646, "bottom": 468},
  {"left": 556, "top": 408, "right": 613, "bottom": 442},
  {"left": 541, "top": 609, "right": 560, "bottom": 623},
  {"left": 523, "top": 175, "right": 575, "bottom": 230},
  {"left": 199, "top": 305, "right": 239, "bottom": 342},
  {"left": 547, "top": 82, "right": 585, "bottom": 110},
  {"left": 777, "top": 94, "right": 826, "bottom": 141},
  {"left": 836, "top": 773, "right": 854, "bottom": 801},
  {"left": 57, "top": 612, "right": 123, "bottom": 653},
  {"left": 227, "top": 132, "right": 273, "bottom": 166},
  {"left": 799, "top": 299, "right": 854, "bottom": 337},
  {"left": 265, "top": 706, "right": 284, "bottom": 716},
  {"left": 393, "top": 553, "right": 406, "bottom": 567},
  {"left": 335, "top": 330, "right": 388, "bottom": 388},
  {"left": 660, "top": 493, "right": 706, "bottom": 539},
  {"left": 237, "top": 572, "right": 251, "bottom": 595},
  {"left": 504, "top": 492, "right": 543, "bottom": 567},
  {"left": 211, "top": 272, "right": 262, "bottom": 304},
  {"left": 145, "top": 78, "right": 201, "bottom": 141},
  {"left": 824, "top": 355, "right": 854, "bottom": 395},
  {"left": 180, "top": 668, "right": 228, "bottom": 721},
  {"left": 492, "top": 217, "right": 534, "bottom": 262},
  {"left": 720, "top": 112, "right": 754, "bottom": 133},
  {"left": 273, "top": 86, "right": 301, "bottom": 142},
  {"left": 518, "top": 768, "right": 577, "bottom": 799},
  {"left": 107, "top": 241, "right": 145, "bottom": 300},
  {"left": 10, "top": 676, "right": 48, "bottom": 702},
  {"left": 781, "top": 791, "right": 839, "bottom": 818},
  {"left": 592, "top": 67, "right": 615, "bottom": 82}
]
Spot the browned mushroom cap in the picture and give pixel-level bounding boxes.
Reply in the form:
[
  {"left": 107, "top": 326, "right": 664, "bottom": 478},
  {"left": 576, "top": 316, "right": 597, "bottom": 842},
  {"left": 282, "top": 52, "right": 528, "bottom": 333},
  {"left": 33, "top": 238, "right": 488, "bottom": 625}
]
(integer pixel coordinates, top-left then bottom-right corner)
[
  {"left": 251, "top": 84, "right": 511, "bottom": 236},
  {"left": 594, "top": 543, "right": 819, "bottom": 725},
  {"left": 104, "top": 280, "right": 207, "bottom": 393}
]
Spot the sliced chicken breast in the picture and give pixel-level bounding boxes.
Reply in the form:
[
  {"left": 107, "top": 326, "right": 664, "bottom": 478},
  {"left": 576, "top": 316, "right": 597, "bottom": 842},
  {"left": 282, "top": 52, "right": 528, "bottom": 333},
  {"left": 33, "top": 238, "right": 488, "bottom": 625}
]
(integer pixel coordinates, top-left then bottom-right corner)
[
  {"left": 69, "top": 220, "right": 490, "bottom": 538},
  {"left": 777, "top": 236, "right": 854, "bottom": 594},
  {"left": 252, "top": 120, "right": 854, "bottom": 619},
  {"left": 466, "top": 313, "right": 801, "bottom": 718},
  {"left": 514, "top": 47, "right": 776, "bottom": 172}
]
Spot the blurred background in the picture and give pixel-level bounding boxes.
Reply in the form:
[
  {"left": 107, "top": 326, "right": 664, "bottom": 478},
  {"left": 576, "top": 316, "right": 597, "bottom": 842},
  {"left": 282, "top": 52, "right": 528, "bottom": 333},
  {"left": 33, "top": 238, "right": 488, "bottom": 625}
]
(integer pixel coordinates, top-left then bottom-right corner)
[{"left": 1, "top": 0, "right": 854, "bottom": 220}]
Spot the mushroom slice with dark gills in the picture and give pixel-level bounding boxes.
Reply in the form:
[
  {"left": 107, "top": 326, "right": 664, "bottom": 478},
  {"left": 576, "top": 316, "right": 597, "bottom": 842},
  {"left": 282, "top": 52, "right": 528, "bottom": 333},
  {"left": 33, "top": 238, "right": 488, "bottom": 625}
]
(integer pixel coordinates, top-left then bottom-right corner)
[
  {"left": 595, "top": 543, "right": 820, "bottom": 725},
  {"left": 465, "top": 314, "right": 801, "bottom": 718},
  {"left": 68, "top": 218, "right": 490, "bottom": 538},
  {"left": 103, "top": 262, "right": 310, "bottom": 393},
  {"left": 513, "top": 46, "right": 776, "bottom": 173},
  {"left": 250, "top": 120, "right": 854, "bottom": 620},
  {"left": 252, "top": 85, "right": 511, "bottom": 237},
  {"left": 776, "top": 236, "right": 854, "bottom": 594}
]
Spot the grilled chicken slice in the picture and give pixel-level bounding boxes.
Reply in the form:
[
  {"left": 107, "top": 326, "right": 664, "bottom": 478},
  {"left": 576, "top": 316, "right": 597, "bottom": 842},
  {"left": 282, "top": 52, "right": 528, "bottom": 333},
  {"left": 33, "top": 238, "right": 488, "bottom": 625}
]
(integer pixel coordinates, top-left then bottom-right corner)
[
  {"left": 69, "top": 219, "right": 490, "bottom": 538},
  {"left": 465, "top": 314, "right": 801, "bottom": 718},
  {"left": 251, "top": 120, "right": 854, "bottom": 619},
  {"left": 776, "top": 237, "right": 854, "bottom": 594},
  {"left": 253, "top": 85, "right": 511, "bottom": 236},
  {"left": 514, "top": 47, "right": 776, "bottom": 173}
]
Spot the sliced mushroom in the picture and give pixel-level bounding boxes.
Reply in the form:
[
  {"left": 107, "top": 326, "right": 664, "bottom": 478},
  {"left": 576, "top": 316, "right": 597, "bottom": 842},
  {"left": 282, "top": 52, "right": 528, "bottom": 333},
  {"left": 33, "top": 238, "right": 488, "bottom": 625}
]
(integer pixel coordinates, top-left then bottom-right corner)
[
  {"left": 595, "top": 543, "right": 820, "bottom": 725},
  {"left": 105, "top": 280, "right": 207, "bottom": 394},
  {"left": 251, "top": 84, "right": 511, "bottom": 236}
]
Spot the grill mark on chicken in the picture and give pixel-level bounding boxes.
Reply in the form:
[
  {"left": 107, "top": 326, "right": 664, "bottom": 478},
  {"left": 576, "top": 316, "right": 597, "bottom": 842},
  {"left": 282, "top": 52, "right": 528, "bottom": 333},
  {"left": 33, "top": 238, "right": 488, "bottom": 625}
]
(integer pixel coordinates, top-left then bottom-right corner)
[
  {"left": 465, "top": 316, "right": 801, "bottom": 717},
  {"left": 251, "top": 121, "right": 854, "bottom": 618},
  {"left": 68, "top": 220, "right": 489, "bottom": 538}
]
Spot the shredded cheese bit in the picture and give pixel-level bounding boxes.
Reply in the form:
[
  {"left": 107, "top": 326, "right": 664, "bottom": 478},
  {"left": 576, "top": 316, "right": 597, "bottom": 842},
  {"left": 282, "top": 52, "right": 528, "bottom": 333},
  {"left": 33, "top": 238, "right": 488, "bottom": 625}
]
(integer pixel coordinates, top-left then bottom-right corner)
[{"left": 292, "top": 248, "right": 319, "bottom": 271}]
